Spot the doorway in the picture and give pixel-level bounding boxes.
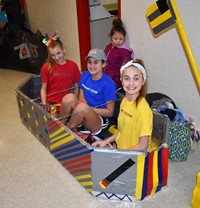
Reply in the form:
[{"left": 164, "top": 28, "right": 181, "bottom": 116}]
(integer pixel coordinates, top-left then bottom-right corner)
[{"left": 76, "top": 0, "right": 120, "bottom": 70}]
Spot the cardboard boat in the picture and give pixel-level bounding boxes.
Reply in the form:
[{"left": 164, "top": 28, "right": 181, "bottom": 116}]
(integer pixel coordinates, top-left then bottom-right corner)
[{"left": 16, "top": 75, "right": 170, "bottom": 202}]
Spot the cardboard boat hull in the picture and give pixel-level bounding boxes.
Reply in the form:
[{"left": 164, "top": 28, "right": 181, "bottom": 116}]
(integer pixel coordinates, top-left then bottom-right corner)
[{"left": 16, "top": 75, "right": 169, "bottom": 202}]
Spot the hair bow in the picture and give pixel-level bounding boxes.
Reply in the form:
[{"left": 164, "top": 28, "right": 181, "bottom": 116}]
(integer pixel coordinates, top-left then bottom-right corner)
[{"left": 42, "top": 32, "right": 60, "bottom": 47}]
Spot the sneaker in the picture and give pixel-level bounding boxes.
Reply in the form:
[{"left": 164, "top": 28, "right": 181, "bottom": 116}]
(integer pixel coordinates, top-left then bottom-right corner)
[
  {"left": 78, "top": 125, "right": 91, "bottom": 134},
  {"left": 92, "top": 131, "right": 105, "bottom": 141},
  {"left": 92, "top": 134, "right": 101, "bottom": 141},
  {"left": 78, "top": 118, "right": 109, "bottom": 135},
  {"left": 102, "top": 117, "right": 109, "bottom": 129}
]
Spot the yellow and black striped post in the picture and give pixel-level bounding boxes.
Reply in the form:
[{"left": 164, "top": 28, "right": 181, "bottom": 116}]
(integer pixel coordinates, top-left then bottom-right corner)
[
  {"left": 146, "top": 0, "right": 176, "bottom": 34},
  {"left": 146, "top": 0, "right": 200, "bottom": 95}
]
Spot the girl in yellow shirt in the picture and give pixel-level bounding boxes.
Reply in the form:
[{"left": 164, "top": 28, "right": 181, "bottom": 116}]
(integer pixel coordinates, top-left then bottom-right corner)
[{"left": 92, "top": 59, "right": 153, "bottom": 152}]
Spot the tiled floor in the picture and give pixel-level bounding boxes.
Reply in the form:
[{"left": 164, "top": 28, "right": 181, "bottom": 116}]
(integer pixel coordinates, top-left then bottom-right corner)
[{"left": 0, "top": 68, "right": 199, "bottom": 208}]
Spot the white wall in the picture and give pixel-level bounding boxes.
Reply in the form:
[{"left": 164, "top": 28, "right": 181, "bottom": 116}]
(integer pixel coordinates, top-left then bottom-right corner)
[
  {"left": 25, "top": 0, "right": 80, "bottom": 70},
  {"left": 121, "top": 0, "right": 200, "bottom": 129}
]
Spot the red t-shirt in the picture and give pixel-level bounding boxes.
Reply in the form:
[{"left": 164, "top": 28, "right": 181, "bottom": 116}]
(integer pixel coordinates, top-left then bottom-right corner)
[{"left": 41, "top": 59, "right": 81, "bottom": 103}]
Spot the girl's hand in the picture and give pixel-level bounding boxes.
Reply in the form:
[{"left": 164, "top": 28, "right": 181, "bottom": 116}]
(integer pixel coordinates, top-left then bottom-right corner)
[
  {"left": 105, "top": 142, "right": 116, "bottom": 149},
  {"left": 92, "top": 140, "right": 107, "bottom": 148},
  {"left": 92, "top": 141, "right": 116, "bottom": 149}
]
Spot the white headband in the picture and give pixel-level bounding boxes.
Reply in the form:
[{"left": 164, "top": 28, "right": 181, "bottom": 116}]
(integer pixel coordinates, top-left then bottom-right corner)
[{"left": 120, "top": 60, "right": 147, "bottom": 82}]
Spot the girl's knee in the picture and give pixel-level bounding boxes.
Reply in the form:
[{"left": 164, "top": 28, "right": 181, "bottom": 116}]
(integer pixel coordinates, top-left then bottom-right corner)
[
  {"left": 74, "top": 102, "right": 89, "bottom": 113},
  {"left": 62, "top": 93, "right": 76, "bottom": 105}
]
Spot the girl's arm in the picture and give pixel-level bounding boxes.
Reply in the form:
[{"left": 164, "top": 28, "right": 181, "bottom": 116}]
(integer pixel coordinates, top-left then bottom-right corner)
[
  {"left": 78, "top": 89, "right": 87, "bottom": 103},
  {"left": 73, "top": 83, "right": 80, "bottom": 98},
  {"left": 129, "top": 136, "right": 149, "bottom": 152},
  {"left": 121, "top": 49, "right": 133, "bottom": 63},
  {"left": 93, "top": 100, "right": 115, "bottom": 117},
  {"left": 92, "top": 132, "right": 119, "bottom": 148},
  {"left": 40, "top": 83, "right": 47, "bottom": 105}
]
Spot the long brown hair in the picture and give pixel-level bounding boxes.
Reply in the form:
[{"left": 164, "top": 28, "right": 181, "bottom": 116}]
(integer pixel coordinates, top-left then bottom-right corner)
[
  {"left": 134, "top": 59, "right": 147, "bottom": 106},
  {"left": 45, "top": 40, "right": 64, "bottom": 72}
]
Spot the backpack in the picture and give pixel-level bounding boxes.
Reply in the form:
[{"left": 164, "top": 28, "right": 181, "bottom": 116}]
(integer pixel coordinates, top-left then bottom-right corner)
[{"left": 0, "top": 23, "right": 47, "bottom": 74}]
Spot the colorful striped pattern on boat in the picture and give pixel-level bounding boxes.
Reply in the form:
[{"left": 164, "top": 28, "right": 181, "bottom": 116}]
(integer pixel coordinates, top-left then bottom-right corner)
[{"left": 135, "top": 146, "right": 168, "bottom": 200}]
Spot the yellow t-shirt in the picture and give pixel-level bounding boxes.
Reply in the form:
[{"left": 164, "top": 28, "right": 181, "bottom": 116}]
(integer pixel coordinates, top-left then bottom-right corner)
[{"left": 116, "top": 97, "right": 153, "bottom": 150}]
